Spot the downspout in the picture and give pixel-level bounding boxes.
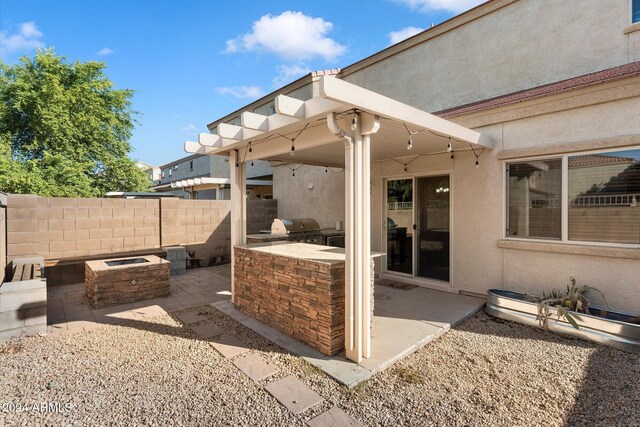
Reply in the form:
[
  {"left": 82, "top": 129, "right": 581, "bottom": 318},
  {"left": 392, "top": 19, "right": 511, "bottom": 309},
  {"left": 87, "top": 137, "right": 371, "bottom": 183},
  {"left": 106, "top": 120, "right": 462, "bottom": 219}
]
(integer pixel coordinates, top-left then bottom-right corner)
[{"left": 327, "top": 112, "right": 355, "bottom": 354}]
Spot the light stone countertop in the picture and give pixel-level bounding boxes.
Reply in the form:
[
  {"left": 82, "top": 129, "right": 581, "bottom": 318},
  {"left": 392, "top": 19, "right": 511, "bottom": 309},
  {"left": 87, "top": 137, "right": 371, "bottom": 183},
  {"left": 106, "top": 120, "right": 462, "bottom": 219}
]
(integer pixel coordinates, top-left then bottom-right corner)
[{"left": 236, "top": 242, "right": 381, "bottom": 264}]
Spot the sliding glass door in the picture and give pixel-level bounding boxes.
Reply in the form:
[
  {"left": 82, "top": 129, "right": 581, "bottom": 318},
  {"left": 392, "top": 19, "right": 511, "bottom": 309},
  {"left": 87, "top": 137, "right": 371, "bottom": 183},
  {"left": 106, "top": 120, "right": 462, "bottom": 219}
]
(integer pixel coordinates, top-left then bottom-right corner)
[
  {"left": 385, "top": 175, "right": 451, "bottom": 283},
  {"left": 386, "top": 179, "right": 413, "bottom": 274},
  {"left": 416, "top": 176, "right": 450, "bottom": 282}
]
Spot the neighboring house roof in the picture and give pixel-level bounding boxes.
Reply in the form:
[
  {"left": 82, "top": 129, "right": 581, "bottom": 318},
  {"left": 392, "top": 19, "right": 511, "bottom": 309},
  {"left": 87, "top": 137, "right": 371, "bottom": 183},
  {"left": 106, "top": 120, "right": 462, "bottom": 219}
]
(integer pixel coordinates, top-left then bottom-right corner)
[
  {"left": 568, "top": 154, "right": 637, "bottom": 169},
  {"left": 436, "top": 61, "right": 640, "bottom": 118},
  {"left": 159, "top": 153, "right": 203, "bottom": 169}
]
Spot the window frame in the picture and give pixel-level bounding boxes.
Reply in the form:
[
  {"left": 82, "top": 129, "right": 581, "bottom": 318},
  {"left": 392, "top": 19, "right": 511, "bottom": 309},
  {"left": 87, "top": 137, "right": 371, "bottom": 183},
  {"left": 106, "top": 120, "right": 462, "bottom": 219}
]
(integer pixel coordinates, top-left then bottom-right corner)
[
  {"left": 632, "top": 0, "right": 640, "bottom": 24},
  {"left": 504, "top": 146, "right": 640, "bottom": 249}
]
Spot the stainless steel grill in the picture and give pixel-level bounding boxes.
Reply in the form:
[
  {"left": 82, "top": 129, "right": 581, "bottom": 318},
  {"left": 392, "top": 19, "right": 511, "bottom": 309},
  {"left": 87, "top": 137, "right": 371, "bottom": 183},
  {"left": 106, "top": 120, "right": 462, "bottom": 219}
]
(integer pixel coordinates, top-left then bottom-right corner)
[{"left": 270, "top": 218, "right": 323, "bottom": 244}]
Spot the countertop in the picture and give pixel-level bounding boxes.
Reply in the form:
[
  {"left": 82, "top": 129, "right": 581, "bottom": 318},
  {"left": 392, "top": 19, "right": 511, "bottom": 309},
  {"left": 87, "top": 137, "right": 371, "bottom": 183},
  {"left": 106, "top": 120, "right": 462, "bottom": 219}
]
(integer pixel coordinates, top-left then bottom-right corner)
[{"left": 236, "top": 241, "right": 381, "bottom": 264}]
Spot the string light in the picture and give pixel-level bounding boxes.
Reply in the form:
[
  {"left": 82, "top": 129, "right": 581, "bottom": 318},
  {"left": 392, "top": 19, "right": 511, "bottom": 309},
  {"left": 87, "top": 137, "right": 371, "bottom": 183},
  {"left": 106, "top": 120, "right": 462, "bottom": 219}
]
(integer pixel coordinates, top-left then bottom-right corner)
[
  {"left": 469, "top": 144, "right": 485, "bottom": 169},
  {"left": 277, "top": 123, "right": 310, "bottom": 160},
  {"left": 403, "top": 123, "right": 424, "bottom": 151}
]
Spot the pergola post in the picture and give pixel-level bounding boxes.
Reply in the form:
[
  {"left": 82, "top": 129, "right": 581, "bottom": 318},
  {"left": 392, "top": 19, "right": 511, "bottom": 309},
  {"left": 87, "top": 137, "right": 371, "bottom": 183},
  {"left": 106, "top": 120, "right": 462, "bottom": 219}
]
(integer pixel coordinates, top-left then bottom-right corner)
[
  {"left": 229, "top": 150, "right": 246, "bottom": 303},
  {"left": 341, "top": 113, "right": 378, "bottom": 363}
]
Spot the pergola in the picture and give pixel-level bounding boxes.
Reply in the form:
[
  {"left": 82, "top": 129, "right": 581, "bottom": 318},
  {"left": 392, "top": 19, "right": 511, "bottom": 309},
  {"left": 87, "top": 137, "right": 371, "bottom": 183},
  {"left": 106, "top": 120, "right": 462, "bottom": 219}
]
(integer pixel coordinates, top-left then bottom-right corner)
[{"left": 185, "top": 75, "right": 493, "bottom": 363}]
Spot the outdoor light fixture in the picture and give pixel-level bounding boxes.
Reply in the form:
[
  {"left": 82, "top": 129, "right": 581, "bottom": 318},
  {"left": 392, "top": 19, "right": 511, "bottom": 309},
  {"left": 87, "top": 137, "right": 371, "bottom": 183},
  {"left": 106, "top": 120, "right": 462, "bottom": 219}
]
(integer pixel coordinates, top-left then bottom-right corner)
[
  {"left": 251, "top": 161, "right": 254, "bottom": 167},
  {"left": 475, "top": 158, "right": 480, "bottom": 168},
  {"left": 447, "top": 138, "right": 452, "bottom": 152},
  {"left": 325, "top": 166, "right": 328, "bottom": 173},
  {"left": 290, "top": 144, "right": 296, "bottom": 157},
  {"left": 632, "top": 196, "right": 638, "bottom": 207},
  {"left": 403, "top": 122, "right": 424, "bottom": 152},
  {"left": 248, "top": 142, "right": 252, "bottom": 154},
  {"left": 351, "top": 113, "right": 358, "bottom": 131}
]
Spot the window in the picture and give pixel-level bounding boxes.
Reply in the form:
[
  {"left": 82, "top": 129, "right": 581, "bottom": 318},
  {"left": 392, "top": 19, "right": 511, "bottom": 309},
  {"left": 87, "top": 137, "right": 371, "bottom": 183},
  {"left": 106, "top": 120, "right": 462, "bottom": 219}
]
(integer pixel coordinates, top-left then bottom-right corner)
[
  {"left": 507, "top": 148, "right": 640, "bottom": 245},
  {"left": 169, "top": 168, "right": 172, "bottom": 177},
  {"left": 189, "top": 160, "right": 193, "bottom": 171},
  {"left": 507, "top": 159, "right": 562, "bottom": 239},
  {"left": 568, "top": 150, "right": 640, "bottom": 244},
  {"left": 634, "top": 0, "right": 640, "bottom": 23},
  {"left": 161, "top": 170, "right": 165, "bottom": 179}
]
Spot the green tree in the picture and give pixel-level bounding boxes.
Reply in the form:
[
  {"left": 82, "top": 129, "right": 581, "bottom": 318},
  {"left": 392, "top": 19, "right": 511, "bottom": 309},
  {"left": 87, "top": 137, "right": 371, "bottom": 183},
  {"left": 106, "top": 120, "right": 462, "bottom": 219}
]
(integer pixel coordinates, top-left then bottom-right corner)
[{"left": 0, "top": 48, "right": 150, "bottom": 196}]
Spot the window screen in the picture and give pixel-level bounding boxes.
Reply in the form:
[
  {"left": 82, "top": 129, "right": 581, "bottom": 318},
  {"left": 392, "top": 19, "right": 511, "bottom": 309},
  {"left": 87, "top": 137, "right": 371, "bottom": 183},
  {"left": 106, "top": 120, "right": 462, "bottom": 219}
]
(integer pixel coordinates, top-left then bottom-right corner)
[
  {"left": 568, "top": 149, "right": 640, "bottom": 244},
  {"left": 508, "top": 159, "right": 562, "bottom": 239}
]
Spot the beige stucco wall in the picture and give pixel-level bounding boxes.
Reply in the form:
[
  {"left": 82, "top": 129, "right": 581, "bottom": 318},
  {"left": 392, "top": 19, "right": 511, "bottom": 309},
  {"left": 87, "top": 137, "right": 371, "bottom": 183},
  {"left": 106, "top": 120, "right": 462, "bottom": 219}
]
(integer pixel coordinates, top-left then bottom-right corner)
[
  {"left": 343, "top": 0, "right": 635, "bottom": 113},
  {"left": 277, "top": 90, "right": 640, "bottom": 312},
  {"left": 271, "top": 163, "right": 345, "bottom": 228}
]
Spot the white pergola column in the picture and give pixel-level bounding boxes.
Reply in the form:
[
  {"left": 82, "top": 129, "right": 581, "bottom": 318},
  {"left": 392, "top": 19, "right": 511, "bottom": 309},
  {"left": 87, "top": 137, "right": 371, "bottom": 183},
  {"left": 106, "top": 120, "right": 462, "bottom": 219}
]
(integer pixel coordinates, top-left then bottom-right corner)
[
  {"left": 338, "top": 113, "right": 378, "bottom": 363},
  {"left": 229, "top": 150, "right": 246, "bottom": 303}
]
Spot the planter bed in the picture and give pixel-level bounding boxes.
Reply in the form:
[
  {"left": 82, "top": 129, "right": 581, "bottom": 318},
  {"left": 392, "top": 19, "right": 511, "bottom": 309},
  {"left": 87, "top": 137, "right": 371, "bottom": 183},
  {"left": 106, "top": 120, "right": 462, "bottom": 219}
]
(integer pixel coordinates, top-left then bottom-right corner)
[{"left": 485, "top": 289, "right": 640, "bottom": 353}]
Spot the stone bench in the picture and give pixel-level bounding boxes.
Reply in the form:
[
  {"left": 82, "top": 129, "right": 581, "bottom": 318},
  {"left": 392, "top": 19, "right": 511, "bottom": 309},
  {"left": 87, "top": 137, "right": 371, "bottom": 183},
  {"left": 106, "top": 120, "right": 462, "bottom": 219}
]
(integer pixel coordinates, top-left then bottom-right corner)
[{"left": 1, "top": 256, "right": 47, "bottom": 340}]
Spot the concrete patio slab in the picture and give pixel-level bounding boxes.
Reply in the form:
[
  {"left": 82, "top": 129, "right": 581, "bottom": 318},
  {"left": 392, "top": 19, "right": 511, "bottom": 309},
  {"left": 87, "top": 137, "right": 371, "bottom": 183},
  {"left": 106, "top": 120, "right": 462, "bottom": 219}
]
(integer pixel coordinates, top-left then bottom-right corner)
[
  {"left": 264, "top": 375, "right": 324, "bottom": 414},
  {"left": 44, "top": 266, "right": 232, "bottom": 335},
  {"left": 191, "top": 322, "right": 224, "bottom": 339},
  {"left": 209, "top": 335, "right": 250, "bottom": 358},
  {"left": 307, "top": 407, "right": 365, "bottom": 427},
  {"left": 212, "top": 300, "right": 371, "bottom": 388},
  {"left": 232, "top": 353, "right": 278, "bottom": 382},
  {"left": 212, "top": 283, "right": 484, "bottom": 387},
  {"left": 175, "top": 311, "right": 207, "bottom": 325}
]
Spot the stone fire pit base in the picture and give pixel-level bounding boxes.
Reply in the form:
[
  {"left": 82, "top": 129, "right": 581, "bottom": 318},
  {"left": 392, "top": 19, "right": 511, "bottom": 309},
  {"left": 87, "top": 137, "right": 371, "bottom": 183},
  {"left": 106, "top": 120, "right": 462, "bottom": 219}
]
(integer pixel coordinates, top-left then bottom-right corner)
[{"left": 85, "top": 255, "right": 170, "bottom": 309}]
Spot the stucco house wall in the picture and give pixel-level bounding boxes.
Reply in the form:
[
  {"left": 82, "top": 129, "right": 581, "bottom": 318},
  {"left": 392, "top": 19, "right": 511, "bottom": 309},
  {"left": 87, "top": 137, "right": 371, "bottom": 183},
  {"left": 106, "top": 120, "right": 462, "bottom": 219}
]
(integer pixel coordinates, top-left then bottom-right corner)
[
  {"left": 341, "top": 0, "right": 636, "bottom": 113},
  {"left": 271, "top": 0, "right": 640, "bottom": 312}
]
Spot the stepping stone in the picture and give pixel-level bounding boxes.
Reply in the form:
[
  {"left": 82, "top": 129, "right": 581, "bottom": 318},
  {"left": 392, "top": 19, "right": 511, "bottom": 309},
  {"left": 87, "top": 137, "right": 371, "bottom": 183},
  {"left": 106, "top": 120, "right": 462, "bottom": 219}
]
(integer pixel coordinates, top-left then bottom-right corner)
[
  {"left": 191, "top": 322, "right": 224, "bottom": 339},
  {"left": 209, "top": 336, "right": 250, "bottom": 358},
  {"left": 307, "top": 407, "right": 365, "bottom": 427},
  {"left": 264, "top": 375, "right": 324, "bottom": 414},
  {"left": 233, "top": 354, "right": 278, "bottom": 382},
  {"left": 133, "top": 305, "right": 167, "bottom": 319},
  {"left": 176, "top": 311, "right": 207, "bottom": 325}
]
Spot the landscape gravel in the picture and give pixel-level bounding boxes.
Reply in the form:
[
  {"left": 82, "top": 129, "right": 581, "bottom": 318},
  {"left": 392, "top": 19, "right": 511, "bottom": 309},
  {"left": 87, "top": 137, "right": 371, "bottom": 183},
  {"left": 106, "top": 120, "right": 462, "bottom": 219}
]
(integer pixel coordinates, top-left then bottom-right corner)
[{"left": 1, "top": 301, "right": 638, "bottom": 426}]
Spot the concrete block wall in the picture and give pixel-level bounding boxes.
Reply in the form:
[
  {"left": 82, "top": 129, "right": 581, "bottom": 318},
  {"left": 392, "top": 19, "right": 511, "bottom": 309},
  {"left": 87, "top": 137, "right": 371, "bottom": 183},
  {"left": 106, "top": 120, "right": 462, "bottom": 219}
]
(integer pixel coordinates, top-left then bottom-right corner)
[
  {"left": 5, "top": 194, "right": 160, "bottom": 262},
  {"left": 1, "top": 194, "right": 278, "bottom": 285},
  {"left": 0, "top": 207, "right": 5, "bottom": 283}
]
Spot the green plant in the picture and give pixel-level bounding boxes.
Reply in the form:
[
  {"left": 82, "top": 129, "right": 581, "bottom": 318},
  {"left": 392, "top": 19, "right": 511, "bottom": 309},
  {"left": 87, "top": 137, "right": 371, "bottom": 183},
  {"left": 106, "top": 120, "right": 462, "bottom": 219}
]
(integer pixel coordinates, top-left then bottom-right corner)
[
  {"left": 393, "top": 366, "right": 425, "bottom": 385},
  {"left": 534, "top": 277, "right": 608, "bottom": 330}
]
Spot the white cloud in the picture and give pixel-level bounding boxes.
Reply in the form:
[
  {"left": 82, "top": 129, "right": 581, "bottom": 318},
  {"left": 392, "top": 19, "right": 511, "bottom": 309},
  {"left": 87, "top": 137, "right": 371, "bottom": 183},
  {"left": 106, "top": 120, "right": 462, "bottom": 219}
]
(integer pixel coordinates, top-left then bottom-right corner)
[
  {"left": 273, "top": 64, "right": 311, "bottom": 87},
  {"left": 223, "top": 11, "right": 347, "bottom": 61},
  {"left": 0, "top": 21, "right": 45, "bottom": 54},
  {"left": 97, "top": 47, "right": 114, "bottom": 56},
  {"left": 388, "top": 26, "right": 424, "bottom": 45},
  {"left": 394, "top": 0, "right": 486, "bottom": 13},
  {"left": 216, "top": 85, "right": 265, "bottom": 99},
  {"left": 180, "top": 124, "right": 197, "bottom": 132}
]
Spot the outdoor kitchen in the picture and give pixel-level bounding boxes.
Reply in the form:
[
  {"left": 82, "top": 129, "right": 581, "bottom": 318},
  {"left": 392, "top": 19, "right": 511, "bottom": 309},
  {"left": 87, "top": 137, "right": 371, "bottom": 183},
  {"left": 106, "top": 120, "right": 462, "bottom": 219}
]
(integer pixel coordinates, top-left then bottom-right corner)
[{"left": 236, "top": 217, "right": 374, "bottom": 356}]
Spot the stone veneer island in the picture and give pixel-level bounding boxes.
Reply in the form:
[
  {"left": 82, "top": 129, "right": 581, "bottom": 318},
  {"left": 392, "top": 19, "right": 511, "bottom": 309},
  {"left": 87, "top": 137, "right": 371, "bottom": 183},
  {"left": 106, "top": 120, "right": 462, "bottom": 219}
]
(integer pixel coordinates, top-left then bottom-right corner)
[{"left": 234, "top": 242, "right": 376, "bottom": 356}]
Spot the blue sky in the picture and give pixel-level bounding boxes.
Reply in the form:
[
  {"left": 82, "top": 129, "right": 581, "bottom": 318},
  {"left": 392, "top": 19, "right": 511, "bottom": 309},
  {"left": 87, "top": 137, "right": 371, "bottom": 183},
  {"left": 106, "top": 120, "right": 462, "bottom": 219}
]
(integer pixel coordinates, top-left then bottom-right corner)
[{"left": 1, "top": 0, "right": 483, "bottom": 166}]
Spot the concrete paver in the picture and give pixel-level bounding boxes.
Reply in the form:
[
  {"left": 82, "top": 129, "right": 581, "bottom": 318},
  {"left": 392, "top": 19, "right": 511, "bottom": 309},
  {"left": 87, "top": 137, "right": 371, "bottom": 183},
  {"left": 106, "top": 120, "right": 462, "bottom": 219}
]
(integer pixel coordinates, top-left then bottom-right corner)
[
  {"left": 307, "top": 407, "right": 365, "bottom": 427},
  {"left": 264, "top": 376, "right": 324, "bottom": 414},
  {"left": 233, "top": 353, "right": 278, "bottom": 382}
]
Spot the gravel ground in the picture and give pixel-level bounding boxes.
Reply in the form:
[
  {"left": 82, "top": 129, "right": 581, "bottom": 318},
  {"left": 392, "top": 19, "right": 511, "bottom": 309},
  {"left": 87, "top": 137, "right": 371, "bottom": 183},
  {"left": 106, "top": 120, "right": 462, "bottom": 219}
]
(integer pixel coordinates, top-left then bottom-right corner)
[{"left": 1, "top": 306, "right": 638, "bottom": 426}]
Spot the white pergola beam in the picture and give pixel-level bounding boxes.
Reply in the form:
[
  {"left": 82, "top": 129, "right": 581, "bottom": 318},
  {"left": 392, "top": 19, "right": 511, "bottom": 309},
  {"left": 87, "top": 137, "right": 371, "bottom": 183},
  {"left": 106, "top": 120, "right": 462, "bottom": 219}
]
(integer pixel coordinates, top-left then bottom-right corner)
[
  {"left": 199, "top": 133, "right": 221, "bottom": 147},
  {"left": 319, "top": 76, "right": 493, "bottom": 149},
  {"left": 241, "top": 111, "right": 269, "bottom": 131},
  {"left": 275, "top": 95, "right": 305, "bottom": 118},
  {"left": 237, "top": 124, "right": 341, "bottom": 160}
]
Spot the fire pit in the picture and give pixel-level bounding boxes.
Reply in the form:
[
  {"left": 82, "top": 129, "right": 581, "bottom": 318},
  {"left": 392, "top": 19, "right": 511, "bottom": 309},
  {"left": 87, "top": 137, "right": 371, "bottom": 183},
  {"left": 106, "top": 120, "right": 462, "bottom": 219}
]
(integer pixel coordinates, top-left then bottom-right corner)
[{"left": 85, "top": 255, "right": 170, "bottom": 309}]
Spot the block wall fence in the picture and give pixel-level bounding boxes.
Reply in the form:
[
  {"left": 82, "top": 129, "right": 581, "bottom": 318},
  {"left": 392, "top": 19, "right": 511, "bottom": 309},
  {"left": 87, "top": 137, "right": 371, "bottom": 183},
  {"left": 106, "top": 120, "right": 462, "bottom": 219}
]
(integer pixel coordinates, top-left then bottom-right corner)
[{"left": 1, "top": 194, "right": 276, "bottom": 285}]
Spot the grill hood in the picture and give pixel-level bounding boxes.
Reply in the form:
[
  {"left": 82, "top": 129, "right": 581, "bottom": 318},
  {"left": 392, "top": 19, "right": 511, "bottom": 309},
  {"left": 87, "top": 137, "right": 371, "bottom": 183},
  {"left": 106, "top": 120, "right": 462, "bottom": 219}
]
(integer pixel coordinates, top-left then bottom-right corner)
[{"left": 271, "top": 218, "right": 321, "bottom": 235}]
